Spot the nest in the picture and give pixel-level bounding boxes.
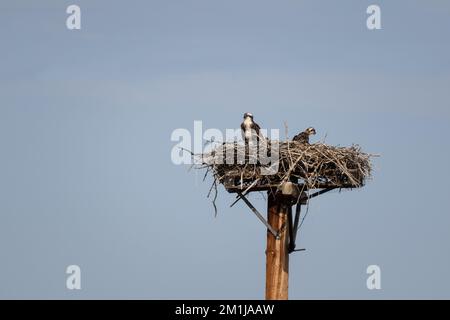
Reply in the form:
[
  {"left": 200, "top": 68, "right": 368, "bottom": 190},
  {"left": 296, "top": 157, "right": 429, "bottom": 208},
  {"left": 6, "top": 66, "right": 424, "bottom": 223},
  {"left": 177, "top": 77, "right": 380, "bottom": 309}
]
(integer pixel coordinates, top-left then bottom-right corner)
[{"left": 197, "top": 141, "right": 374, "bottom": 192}]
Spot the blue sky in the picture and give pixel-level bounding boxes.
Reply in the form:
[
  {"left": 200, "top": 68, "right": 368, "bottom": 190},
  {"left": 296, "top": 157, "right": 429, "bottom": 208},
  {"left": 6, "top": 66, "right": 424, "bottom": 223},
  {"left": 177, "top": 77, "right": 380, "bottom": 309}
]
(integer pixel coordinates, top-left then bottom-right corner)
[{"left": 0, "top": 0, "right": 449, "bottom": 299}]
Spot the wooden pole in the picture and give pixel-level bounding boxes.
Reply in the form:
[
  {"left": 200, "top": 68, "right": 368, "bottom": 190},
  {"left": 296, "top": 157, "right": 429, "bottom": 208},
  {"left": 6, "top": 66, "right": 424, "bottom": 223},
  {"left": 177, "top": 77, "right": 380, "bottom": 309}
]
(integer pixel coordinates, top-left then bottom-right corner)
[{"left": 265, "top": 191, "right": 290, "bottom": 300}]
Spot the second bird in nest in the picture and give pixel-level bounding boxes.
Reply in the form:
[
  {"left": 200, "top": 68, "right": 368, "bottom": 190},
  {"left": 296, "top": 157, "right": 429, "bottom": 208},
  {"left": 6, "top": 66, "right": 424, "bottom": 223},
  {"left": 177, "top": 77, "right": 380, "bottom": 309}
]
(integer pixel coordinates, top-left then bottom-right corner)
[{"left": 293, "top": 127, "right": 316, "bottom": 144}]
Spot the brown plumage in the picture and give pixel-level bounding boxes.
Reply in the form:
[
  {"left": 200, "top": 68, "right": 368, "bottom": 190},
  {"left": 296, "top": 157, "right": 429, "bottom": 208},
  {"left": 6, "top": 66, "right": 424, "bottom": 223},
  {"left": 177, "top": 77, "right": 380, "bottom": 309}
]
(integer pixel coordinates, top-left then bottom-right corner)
[
  {"left": 241, "top": 112, "right": 263, "bottom": 143},
  {"left": 293, "top": 127, "right": 316, "bottom": 144}
]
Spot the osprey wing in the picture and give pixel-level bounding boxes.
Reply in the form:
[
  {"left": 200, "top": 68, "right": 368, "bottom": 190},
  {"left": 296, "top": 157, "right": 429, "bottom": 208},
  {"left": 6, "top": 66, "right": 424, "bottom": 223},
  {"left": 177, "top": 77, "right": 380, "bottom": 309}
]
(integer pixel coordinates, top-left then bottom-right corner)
[
  {"left": 251, "top": 121, "right": 261, "bottom": 134},
  {"left": 293, "top": 132, "right": 309, "bottom": 144}
]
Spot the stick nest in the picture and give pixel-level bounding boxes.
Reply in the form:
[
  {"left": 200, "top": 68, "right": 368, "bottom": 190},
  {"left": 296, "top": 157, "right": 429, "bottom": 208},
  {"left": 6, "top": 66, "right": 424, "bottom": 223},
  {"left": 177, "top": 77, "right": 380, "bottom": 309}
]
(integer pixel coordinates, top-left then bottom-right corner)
[{"left": 197, "top": 141, "right": 374, "bottom": 191}]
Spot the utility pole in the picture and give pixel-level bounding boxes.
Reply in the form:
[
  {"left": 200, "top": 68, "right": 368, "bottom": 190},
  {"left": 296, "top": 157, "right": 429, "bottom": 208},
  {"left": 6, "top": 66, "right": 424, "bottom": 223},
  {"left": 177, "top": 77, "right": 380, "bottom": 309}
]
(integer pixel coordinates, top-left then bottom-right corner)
[
  {"left": 199, "top": 135, "right": 373, "bottom": 299},
  {"left": 265, "top": 191, "right": 290, "bottom": 300}
]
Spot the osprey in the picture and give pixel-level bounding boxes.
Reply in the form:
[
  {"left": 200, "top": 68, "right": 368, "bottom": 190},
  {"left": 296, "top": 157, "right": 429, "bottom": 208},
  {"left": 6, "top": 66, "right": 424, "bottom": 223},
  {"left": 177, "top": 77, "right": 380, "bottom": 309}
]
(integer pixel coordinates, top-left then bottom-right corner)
[
  {"left": 241, "top": 112, "right": 263, "bottom": 143},
  {"left": 293, "top": 127, "right": 316, "bottom": 144}
]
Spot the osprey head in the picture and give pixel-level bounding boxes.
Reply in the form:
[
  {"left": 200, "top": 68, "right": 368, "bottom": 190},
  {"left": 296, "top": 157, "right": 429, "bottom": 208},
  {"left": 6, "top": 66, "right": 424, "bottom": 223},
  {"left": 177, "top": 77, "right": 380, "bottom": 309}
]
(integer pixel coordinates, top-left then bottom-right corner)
[
  {"left": 243, "top": 112, "right": 254, "bottom": 119},
  {"left": 305, "top": 127, "right": 316, "bottom": 135}
]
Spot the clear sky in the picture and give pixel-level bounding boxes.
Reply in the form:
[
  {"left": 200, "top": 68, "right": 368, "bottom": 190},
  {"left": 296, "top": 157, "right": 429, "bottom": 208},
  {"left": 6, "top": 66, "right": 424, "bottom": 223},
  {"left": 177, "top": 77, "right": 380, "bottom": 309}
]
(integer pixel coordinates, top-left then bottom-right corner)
[{"left": 0, "top": 0, "right": 449, "bottom": 299}]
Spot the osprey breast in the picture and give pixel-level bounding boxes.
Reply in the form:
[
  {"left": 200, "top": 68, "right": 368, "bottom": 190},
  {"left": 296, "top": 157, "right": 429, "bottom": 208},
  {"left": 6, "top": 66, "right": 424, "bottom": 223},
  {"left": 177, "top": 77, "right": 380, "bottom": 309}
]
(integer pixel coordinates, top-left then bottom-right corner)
[{"left": 243, "top": 118, "right": 253, "bottom": 139}]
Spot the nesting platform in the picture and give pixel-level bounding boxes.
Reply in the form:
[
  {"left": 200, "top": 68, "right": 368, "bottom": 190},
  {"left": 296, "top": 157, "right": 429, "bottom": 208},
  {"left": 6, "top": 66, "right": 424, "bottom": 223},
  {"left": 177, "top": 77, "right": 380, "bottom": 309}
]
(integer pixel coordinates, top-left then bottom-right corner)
[
  {"left": 199, "top": 141, "right": 373, "bottom": 196},
  {"left": 196, "top": 139, "right": 375, "bottom": 254}
]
